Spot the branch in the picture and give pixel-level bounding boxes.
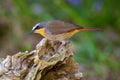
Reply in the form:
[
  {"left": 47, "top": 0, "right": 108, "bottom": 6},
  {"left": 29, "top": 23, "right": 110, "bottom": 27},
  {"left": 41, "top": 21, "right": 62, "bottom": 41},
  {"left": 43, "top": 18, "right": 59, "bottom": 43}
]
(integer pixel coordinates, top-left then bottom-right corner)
[{"left": 0, "top": 38, "right": 83, "bottom": 80}]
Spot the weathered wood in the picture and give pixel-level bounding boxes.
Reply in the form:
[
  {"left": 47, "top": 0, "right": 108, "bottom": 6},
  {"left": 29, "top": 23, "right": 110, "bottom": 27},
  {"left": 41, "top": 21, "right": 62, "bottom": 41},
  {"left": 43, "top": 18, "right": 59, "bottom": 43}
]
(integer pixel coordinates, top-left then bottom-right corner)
[{"left": 0, "top": 38, "right": 82, "bottom": 80}]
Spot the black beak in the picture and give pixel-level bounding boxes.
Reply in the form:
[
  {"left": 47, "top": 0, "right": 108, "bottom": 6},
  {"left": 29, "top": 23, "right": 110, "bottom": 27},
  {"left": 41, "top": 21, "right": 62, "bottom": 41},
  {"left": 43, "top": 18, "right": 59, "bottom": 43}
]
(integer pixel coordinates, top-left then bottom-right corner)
[{"left": 29, "top": 30, "right": 34, "bottom": 35}]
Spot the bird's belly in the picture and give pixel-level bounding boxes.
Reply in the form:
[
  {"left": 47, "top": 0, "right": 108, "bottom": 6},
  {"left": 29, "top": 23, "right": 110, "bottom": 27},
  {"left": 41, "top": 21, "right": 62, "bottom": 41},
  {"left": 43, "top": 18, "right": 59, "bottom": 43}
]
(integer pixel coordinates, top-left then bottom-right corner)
[
  {"left": 46, "top": 32, "right": 73, "bottom": 41},
  {"left": 45, "top": 29, "right": 80, "bottom": 41}
]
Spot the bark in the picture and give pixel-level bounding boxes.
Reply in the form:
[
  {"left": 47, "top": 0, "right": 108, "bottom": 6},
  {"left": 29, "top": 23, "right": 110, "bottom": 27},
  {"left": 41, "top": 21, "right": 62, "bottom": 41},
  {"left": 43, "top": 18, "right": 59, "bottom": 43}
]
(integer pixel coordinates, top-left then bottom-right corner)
[{"left": 0, "top": 38, "right": 83, "bottom": 80}]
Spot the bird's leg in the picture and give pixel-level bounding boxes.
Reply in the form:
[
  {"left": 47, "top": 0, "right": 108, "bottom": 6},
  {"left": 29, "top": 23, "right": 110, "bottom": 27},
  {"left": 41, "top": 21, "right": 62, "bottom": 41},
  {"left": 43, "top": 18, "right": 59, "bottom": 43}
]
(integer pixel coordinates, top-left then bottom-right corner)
[
  {"left": 61, "top": 40, "right": 70, "bottom": 46},
  {"left": 57, "top": 41, "right": 62, "bottom": 46},
  {"left": 61, "top": 41, "right": 66, "bottom": 45},
  {"left": 56, "top": 40, "right": 70, "bottom": 47}
]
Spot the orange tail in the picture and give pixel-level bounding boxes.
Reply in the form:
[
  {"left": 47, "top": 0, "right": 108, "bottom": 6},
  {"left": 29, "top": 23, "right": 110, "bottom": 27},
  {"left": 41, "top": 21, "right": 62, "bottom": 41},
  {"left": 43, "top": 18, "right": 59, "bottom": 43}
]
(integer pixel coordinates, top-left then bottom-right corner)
[{"left": 78, "top": 27, "right": 102, "bottom": 31}]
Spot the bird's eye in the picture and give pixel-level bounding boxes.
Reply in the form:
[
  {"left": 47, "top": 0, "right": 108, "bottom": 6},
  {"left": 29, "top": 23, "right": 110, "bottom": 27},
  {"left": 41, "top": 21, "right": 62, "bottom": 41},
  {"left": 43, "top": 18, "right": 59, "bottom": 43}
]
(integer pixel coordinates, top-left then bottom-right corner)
[
  {"left": 36, "top": 26, "right": 39, "bottom": 29},
  {"left": 33, "top": 26, "right": 40, "bottom": 30},
  {"left": 32, "top": 23, "right": 44, "bottom": 31},
  {"left": 32, "top": 25, "right": 40, "bottom": 31}
]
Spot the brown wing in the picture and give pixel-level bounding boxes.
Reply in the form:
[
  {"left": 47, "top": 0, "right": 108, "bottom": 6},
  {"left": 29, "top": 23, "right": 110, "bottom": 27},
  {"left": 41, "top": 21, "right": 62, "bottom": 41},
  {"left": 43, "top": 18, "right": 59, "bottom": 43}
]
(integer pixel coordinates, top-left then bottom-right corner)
[{"left": 45, "top": 20, "right": 83, "bottom": 34}]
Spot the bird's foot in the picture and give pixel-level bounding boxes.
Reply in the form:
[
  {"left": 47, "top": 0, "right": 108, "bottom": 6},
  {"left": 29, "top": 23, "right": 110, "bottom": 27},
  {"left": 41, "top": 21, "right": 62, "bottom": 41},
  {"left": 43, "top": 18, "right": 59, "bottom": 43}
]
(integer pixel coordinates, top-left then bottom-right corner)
[{"left": 61, "top": 40, "right": 70, "bottom": 46}]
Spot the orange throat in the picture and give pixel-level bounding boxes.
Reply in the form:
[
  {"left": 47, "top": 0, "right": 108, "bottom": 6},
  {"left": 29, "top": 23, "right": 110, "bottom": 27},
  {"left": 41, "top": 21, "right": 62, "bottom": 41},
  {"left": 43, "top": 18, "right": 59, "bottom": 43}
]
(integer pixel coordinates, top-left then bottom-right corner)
[{"left": 34, "top": 28, "right": 48, "bottom": 38}]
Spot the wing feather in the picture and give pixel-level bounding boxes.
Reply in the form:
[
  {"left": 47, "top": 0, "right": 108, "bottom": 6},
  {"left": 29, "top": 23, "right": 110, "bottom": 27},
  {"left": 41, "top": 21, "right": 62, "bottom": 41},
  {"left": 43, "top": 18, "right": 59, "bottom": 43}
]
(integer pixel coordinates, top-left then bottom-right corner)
[{"left": 45, "top": 20, "right": 83, "bottom": 34}]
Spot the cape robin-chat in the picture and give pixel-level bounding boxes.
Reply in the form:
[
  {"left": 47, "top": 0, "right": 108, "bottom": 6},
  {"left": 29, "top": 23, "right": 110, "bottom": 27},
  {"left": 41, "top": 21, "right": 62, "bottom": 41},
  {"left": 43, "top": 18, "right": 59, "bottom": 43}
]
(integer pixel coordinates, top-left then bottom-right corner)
[{"left": 31, "top": 20, "right": 101, "bottom": 44}]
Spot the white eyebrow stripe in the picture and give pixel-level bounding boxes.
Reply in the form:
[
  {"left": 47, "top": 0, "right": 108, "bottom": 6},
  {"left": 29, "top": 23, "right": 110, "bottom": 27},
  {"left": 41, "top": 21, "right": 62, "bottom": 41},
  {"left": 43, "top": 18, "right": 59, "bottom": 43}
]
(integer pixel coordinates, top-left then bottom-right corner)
[
  {"left": 32, "top": 23, "right": 40, "bottom": 30},
  {"left": 32, "top": 26, "right": 36, "bottom": 30}
]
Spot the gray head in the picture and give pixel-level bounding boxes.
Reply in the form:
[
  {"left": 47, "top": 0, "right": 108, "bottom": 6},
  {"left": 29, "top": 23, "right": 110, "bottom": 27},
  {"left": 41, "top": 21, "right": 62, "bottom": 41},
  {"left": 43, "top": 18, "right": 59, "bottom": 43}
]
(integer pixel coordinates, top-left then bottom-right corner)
[
  {"left": 32, "top": 22, "right": 46, "bottom": 31},
  {"left": 31, "top": 22, "right": 46, "bottom": 34}
]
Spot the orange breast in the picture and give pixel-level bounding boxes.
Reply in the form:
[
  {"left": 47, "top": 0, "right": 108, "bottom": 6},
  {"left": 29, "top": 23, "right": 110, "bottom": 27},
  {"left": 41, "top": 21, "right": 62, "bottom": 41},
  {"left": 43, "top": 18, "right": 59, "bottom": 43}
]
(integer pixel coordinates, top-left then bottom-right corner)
[{"left": 34, "top": 28, "right": 48, "bottom": 38}]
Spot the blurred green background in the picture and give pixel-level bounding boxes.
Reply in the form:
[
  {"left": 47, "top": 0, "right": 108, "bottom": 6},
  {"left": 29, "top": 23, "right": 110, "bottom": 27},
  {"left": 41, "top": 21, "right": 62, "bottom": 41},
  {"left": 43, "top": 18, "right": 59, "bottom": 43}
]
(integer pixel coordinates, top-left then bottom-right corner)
[{"left": 0, "top": 0, "right": 120, "bottom": 80}]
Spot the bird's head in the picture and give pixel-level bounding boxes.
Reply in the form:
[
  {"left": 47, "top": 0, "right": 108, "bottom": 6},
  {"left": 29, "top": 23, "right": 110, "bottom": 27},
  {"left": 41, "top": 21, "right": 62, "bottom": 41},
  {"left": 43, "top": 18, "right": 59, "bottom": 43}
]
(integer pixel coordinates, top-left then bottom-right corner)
[{"left": 30, "top": 22, "right": 46, "bottom": 34}]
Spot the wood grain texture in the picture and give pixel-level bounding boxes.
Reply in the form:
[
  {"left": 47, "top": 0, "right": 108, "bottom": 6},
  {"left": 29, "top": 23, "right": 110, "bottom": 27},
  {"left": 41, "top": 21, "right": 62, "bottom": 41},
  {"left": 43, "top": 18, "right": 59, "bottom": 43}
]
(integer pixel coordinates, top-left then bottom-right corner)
[{"left": 0, "top": 38, "right": 83, "bottom": 80}]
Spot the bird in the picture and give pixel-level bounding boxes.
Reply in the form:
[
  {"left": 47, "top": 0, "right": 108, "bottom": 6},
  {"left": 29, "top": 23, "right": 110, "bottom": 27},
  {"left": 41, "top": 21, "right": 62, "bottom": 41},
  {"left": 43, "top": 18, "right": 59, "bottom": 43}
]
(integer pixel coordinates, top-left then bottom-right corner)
[{"left": 31, "top": 20, "right": 101, "bottom": 44}]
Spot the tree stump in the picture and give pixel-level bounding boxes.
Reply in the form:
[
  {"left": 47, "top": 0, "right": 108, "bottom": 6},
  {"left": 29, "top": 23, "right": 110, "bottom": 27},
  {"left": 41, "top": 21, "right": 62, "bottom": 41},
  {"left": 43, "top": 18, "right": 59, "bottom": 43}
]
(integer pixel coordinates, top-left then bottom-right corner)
[{"left": 0, "top": 38, "right": 83, "bottom": 80}]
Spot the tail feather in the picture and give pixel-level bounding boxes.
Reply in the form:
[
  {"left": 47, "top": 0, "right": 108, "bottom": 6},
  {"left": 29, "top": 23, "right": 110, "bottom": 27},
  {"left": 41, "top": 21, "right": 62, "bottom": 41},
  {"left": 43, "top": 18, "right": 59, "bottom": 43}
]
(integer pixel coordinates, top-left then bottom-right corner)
[{"left": 78, "top": 27, "right": 102, "bottom": 31}]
